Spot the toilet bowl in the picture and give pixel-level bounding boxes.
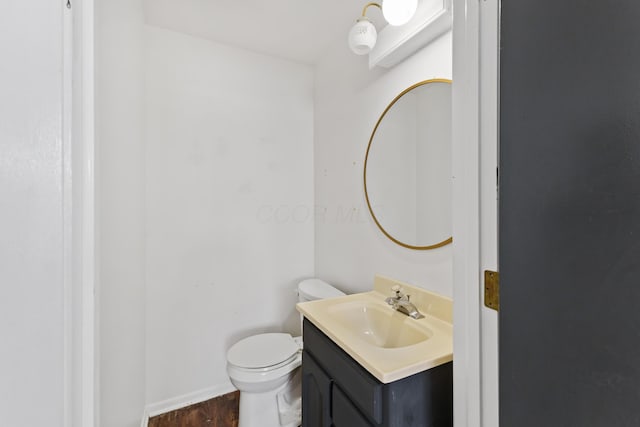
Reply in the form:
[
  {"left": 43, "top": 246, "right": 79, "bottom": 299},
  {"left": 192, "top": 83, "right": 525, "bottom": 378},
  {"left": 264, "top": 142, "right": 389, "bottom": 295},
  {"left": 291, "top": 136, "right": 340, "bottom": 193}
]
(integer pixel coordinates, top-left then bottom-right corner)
[{"left": 226, "top": 279, "right": 345, "bottom": 427}]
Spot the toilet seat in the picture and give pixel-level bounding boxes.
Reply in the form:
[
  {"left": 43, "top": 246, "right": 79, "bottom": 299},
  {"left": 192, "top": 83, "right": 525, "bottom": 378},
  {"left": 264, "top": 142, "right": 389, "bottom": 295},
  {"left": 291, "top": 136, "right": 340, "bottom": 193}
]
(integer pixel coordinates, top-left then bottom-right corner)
[
  {"left": 227, "top": 352, "right": 301, "bottom": 388},
  {"left": 229, "top": 352, "right": 299, "bottom": 373},
  {"left": 227, "top": 333, "right": 301, "bottom": 370},
  {"left": 227, "top": 333, "right": 302, "bottom": 392}
]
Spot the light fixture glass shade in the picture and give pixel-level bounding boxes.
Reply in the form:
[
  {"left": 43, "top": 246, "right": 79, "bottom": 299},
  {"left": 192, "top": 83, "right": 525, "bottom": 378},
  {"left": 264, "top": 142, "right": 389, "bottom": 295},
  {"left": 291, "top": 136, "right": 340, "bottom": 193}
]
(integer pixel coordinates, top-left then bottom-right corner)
[
  {"left": 348, "top": 18, "right": 377, "bottom": 55},
  {"left": 382, "top": 0, "right": 418, "bottom": 26}
]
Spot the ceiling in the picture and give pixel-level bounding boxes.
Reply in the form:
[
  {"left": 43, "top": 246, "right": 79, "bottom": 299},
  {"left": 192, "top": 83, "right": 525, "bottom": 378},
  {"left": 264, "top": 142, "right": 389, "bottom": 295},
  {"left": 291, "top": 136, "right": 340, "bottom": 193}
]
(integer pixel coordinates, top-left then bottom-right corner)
[{"left": 143, "top": 0, "right": 387, "bottom": 65}]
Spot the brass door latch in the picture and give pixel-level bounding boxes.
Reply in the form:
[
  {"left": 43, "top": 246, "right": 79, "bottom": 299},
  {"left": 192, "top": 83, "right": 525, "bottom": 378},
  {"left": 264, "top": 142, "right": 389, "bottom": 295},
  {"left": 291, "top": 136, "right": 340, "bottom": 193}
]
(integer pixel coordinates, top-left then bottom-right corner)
[{"left": 484, "top": 270, "right": 499, "bottom": 311}]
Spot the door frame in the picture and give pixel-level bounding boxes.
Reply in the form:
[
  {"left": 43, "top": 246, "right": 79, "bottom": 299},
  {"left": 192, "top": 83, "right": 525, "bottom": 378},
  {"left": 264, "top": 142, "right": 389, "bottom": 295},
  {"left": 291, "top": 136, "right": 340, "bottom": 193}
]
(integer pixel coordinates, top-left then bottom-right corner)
[
  {"left": 452, "top": 0, "right": 499, "bottom": 425},
  {"left": 79, "top": 0, "right": 97, "bottom": 425},
  {"left": 67, "top": 0, "right": 499, "bottom": 424},
  {"left": 64, "top": 0, "right": 97, "bottom": 425}
]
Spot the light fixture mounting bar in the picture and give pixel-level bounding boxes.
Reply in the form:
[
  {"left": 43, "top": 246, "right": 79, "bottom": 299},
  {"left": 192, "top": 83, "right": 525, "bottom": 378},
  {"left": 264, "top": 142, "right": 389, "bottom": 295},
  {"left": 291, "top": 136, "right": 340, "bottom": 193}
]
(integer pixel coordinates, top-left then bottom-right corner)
[{"left": 361, "top": 2, "right": 381, "bottom": 17}]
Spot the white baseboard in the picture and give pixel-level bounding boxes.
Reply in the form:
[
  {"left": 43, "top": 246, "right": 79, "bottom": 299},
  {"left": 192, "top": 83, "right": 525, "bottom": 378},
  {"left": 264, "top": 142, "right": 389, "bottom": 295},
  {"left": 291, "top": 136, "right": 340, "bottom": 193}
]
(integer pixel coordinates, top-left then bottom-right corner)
[
  {"left": 141, "top": 408, "right": 149, "bottom": 427},
  {"left": 140, "top": 382, "right": 237, "bottom": 427}
]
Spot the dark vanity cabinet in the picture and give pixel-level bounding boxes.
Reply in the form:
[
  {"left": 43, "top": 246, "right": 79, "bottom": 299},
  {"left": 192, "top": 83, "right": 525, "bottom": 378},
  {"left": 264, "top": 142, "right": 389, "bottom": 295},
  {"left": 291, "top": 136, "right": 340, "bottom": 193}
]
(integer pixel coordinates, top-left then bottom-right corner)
[{"left": 301, "top": 319, "right": 452, "bottom": 427}]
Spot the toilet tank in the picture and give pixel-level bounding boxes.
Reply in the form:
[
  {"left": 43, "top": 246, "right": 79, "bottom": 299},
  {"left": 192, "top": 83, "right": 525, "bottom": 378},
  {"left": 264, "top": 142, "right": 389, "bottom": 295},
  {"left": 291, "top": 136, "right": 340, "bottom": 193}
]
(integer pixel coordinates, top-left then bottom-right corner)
[
  {"left": 297, "top": 279, "right": 345, "bottom": 336},
  {"left": 298, "top": 278, "right": 345, "bottom": 303}
]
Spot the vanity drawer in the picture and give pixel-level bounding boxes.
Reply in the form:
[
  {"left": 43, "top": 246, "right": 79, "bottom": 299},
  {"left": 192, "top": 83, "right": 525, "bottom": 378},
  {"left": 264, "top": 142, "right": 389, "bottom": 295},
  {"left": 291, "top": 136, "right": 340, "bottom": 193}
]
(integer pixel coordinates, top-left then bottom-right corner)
[{"left": 303, "top": 319, "right": 383, "bottom": 424}]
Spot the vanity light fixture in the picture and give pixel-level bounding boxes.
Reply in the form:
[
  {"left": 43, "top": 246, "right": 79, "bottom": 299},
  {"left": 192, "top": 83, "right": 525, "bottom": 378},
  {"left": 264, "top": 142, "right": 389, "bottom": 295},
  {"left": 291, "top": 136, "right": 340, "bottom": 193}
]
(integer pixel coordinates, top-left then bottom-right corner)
[
  {"left": 382, "top": 0, "right": 418, "bottom": 26},
  {"left": 348, "top": 2, "right": 381, "bottom": 55},
  {"left": 348, "top": 0, "right": 418, "bottom": 55}
]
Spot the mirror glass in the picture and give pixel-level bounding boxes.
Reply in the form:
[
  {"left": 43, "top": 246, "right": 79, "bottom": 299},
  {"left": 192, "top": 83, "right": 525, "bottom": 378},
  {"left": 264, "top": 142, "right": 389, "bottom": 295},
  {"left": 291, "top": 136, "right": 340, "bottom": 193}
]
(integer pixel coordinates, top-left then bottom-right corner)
[{"left": 364, "top": 79, "right": 452, "bottom": 249}]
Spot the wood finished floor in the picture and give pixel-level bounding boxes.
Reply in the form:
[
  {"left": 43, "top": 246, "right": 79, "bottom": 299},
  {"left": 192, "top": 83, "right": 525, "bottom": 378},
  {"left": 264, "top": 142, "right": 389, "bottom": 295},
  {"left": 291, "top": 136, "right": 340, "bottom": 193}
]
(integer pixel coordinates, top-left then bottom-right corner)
[{"left": 148, "top": 391, "right": 239, "bottom": 427}]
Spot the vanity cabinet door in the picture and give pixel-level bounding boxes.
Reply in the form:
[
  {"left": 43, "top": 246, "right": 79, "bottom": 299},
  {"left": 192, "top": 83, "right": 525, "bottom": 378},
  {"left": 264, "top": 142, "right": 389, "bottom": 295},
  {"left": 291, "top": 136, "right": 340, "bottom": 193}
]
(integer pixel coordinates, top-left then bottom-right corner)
[
  {"left": 301, "top": 350, "right": 332, "bottom": 427},
  {"left": 302, "top": 319, "right": 452, "bottom": 427},
  {"left": 303, "top": 320, "right": 383, "bottom": 424},
  {"left": 332, "top": 384, "right": 373, "bottom": 427}
]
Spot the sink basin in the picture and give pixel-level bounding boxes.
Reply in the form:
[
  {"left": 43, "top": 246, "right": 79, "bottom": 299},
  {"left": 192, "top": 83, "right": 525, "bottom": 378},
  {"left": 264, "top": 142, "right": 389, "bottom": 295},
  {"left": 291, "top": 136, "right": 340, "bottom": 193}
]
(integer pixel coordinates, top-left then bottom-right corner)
[
  {"left": 296, "top": 275, "right": 453, "bottom": 383},
  {"left": 328, "top": 301, "right": 431, "bottom": 348}
]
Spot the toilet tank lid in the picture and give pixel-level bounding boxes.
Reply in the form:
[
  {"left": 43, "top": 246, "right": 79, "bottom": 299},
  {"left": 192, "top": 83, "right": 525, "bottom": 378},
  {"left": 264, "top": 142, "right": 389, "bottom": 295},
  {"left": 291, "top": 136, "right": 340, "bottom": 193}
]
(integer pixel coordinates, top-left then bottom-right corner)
[{"left": 298, "top": 279, "right": 345, "bottom": 301}]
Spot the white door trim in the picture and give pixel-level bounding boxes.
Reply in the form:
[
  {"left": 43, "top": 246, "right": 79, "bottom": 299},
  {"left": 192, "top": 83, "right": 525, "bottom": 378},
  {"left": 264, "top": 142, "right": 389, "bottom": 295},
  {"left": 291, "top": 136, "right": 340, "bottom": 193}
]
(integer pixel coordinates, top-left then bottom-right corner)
[
  {"left": 63, "top": 2, "right": 74, "bottom": 425},
  {"left": 478, "top": 0, "right": 500, "bottom": 424},
  {"left": 452, "top": 0, "right": 500, "bottom": 425},
  {"left": 452, "top": 0, "right": 482, "bottom": 424},
  {"left": 79, "top": 0, "right": 97, "bottom": 425},
  {"left": 64, "top": 1, "right": 97, "bottom": 425}
]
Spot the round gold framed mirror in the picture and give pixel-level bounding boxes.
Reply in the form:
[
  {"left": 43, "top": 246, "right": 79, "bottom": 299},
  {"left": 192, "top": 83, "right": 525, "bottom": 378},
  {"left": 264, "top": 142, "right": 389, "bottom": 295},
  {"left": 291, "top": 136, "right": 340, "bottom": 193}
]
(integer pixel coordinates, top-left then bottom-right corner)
[{"left": 364, "top": 79, "right": 452, "bottom": 250}]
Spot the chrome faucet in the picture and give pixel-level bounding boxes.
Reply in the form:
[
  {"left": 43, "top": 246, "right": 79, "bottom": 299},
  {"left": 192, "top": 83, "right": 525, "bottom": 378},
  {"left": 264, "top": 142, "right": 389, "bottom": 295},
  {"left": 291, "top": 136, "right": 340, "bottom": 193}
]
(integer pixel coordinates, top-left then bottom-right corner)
[{"left": 385, "top": 286, "right": 425, "bottom": 319}]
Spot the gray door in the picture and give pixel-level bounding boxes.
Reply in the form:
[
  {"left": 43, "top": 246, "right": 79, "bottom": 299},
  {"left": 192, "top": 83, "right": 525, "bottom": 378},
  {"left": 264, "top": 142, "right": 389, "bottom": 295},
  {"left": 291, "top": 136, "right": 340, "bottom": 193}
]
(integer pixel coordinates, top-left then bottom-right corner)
[{"left": 499, "top": 0, "right": 640, "bottom": 426}]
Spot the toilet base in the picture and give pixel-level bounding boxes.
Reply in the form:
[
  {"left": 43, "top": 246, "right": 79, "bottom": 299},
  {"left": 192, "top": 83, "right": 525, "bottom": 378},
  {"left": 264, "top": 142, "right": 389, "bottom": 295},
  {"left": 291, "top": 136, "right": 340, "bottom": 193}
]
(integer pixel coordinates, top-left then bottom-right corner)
[{"left": 238, "top": 368, "right": 301, "bottom": 427}]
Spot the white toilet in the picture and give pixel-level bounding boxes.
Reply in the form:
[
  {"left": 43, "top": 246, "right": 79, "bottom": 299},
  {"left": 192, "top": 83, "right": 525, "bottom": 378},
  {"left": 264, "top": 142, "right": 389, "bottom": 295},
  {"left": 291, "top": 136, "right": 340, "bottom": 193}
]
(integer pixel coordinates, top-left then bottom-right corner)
[{"left": 226, "top": 279, "right": 345, "bottom": 427}]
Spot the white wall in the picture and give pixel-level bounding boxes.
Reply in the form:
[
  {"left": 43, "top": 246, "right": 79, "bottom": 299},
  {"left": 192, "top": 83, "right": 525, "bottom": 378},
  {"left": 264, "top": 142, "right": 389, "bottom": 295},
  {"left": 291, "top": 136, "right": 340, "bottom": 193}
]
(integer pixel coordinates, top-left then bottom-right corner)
[
  {"left": 143, "top": 26, "right": 315, "bottom": 404},
  {"left": 0, "top": 2, "right": 66, "bottom": 425},
  {"left": 314, "top": 32, "right": 453, "bottom": 296},
  {"left": 96, "top": 1, "right": 146, "bottom": 426},
  {"left": 94, "top": 13, "right": 449, "bottom": 417}
]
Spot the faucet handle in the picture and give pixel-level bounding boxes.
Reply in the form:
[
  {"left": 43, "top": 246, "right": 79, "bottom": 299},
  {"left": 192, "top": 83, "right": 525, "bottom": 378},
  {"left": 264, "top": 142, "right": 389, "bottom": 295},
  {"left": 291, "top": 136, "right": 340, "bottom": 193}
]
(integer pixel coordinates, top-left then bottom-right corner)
[{"left": 391, "top": 285, "right": 403, "bottom": 297}]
